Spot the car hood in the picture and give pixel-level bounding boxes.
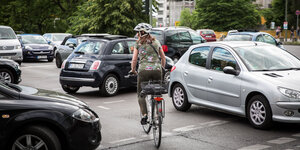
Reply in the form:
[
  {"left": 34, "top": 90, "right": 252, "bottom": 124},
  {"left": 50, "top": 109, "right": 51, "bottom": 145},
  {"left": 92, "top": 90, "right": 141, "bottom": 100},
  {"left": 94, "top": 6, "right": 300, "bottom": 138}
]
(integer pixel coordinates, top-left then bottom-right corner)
[
  {"left": 0, "top": 39, "right": 21, "bottom": 46},
  {"left": 52, "top": 41, "right": 62, "bottom": 46},
  {"left": 252, "top": 70, "right": 300, "bottom": 91},
  {"left": 19, "top": 85, "right": 88, "bottom": 108},
  {"left": 24, "top": 44, "right": 51, "bottom": 50}
]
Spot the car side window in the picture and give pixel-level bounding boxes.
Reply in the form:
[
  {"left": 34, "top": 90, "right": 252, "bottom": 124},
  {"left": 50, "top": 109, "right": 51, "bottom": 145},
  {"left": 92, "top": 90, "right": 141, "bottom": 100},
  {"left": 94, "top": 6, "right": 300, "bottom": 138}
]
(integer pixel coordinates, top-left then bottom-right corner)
[
  {"left": 189, "top": 46, "right": 210, "bottom": 67},
  {"left": 126, "top": 41, "right": 136, "bottom": 54},
  {"left": 211, "top": 47, "right": 237, "bottom": 72},
  {"left": 112, "top": 42, "right": 126, "bottom": 54},
  {"left": 263, "top": 34, "right": 276, "bottom": 45},
  {"left": 256, "top": 35, "right": 264, "bottom": 42},
  {"left": 189, "top": 30, "right": 203, "bottom": 44},
  {"left": 166, "top": 30, "right": 179, "bottom": 44},
  {"left": 178, "top": 31, "right": 192, "bottom": 42},
  {"left": 65, "top": 39, "right": 75, "bottom": 46}
]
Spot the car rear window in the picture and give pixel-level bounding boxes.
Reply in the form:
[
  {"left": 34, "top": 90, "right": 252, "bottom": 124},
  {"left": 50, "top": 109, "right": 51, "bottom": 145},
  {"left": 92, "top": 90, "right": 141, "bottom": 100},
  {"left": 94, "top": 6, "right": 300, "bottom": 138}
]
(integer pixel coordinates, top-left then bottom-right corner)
[
  {"left": 201, "top": 30, "right": 214, "bottom": 34},
  {"left": 74, "top": 40, "right": 105, "bottom": 55},
  {"left": 224, "top": 34, "right": 253, "bottom": 41},
  {"left": 150, "top": 30, "right": 164, "bottom": 44}
]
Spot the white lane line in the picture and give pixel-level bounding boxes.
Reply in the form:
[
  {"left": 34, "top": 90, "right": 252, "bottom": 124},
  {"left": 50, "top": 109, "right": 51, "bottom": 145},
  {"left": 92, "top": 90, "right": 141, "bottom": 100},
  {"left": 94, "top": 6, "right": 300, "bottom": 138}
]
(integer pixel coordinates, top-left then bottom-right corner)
[
  {"left": 97, "top": 105, "right": 110, "bottom": 110},
  {"left": 173, "top": 125, "right": 196, "bottom": 132},
  {"left": 110, "top": 137, "right": 136, "bottom": 144},
  {"left": 292, "top": 133, "right": 300, "bottom": 137},
  {"left": 297, "top": 145, "right": 300, "bottom": 147},
  {"left": 267, "top": 137, "right": 296, "bottom": 144},
  {"left": 172, "top": 120, "right": 228, "bottom": 132},
  {"left": 104, "top": 100, "right": 125, "bottom": 104},
  {"left": 21, "top": 65, "right": 56, "bottom": 68},
  {"left": 238, "top": 144, "right": 271, "bottom": 150}
]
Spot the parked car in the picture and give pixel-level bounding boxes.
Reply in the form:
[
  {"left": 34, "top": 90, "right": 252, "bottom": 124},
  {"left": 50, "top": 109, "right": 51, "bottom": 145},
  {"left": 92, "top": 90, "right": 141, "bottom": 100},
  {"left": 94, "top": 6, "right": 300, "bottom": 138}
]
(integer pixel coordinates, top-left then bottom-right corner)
[
  {"left": 150, "top": 27, "right": 205, "bottom": 63},
  {"left": 0, "top": 81, "right": 101, "bottom": 150},
  {"left": 43, "top": 33, "right": 72, "bottom": 53},
  {"left": 224, "top": 30, "right": 285, "bottom": 50},
  {"left": 0, "top": 25, "right": 23, "bottom": 64},
  {"left": 55, "top": 34, "right": 110, "bottom": 68},
  {"left": 169, "top": 41, "right": 300, "bottom": 129},
  {"left": 196, "top": 29, "right": 217, "bottom": 42},
  {"left": 60, "top": 35, "right": 174, "bottom": 96},
  {"left": 0, "top": 59, "right": 21, "bottom": 84},
  {"left": 18, "top": 34, "right": 54, "bottom": 62}
]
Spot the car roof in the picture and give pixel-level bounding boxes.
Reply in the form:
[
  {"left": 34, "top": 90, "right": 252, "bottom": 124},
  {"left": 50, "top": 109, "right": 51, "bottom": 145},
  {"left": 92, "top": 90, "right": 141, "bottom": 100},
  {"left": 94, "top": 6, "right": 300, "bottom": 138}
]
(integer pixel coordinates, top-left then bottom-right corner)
[
  {"left": 0, "top": 25, "right": 12, "bottom": 29},
  {"left": 81, "top": 35, "right": 135, "bottom": 42},
  {"left": 152, "top": 26, "right": 192, "bottom": 31},
  {"left": 43, "top": 33, "right": 72, "bottom": 35},
  {"left": 192, "top": 41, "right": 270, "bottom": 49},
  {"left": 20, "top": 34, "right": 42, "bottom": 36},
  {"left": 197, "top": 29, "right": 214, "bottom": 31}
]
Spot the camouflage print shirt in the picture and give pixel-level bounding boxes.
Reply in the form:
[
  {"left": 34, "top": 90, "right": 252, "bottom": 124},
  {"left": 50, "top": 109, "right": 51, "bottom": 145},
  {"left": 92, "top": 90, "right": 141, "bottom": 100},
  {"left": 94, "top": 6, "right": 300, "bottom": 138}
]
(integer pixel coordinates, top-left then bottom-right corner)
[{"left": 135, "top": 39, "right": 162, "bottom": 72}]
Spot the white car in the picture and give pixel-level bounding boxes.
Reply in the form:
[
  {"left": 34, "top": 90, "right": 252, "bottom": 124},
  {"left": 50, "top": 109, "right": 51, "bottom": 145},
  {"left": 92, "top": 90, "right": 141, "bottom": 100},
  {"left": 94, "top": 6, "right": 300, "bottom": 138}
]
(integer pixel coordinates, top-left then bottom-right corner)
[{"left": 0, "top": 26, "right": 23, "bottom": 64}]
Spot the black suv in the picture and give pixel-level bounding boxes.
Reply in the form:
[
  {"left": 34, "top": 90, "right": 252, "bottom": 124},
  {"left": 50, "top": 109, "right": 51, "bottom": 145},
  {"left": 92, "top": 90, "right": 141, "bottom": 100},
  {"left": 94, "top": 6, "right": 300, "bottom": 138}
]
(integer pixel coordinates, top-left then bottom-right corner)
[
  {"left": 0, "top": 59, "right": 21, "bottom": 84},
  {"left": 60, "top": 35, "right": 173, "bottom": 96},
  {"left": 150, "top": 27, "right": 205, "bottom": 62}
]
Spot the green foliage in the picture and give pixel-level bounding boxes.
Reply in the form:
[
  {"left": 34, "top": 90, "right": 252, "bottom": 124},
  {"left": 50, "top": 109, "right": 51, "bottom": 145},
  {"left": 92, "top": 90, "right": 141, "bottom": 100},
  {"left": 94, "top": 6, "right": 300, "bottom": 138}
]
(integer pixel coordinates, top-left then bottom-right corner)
[
  {"left": 194, "top": 0, "right": 260, "bottom": 31},
  {"left": 179, "top": 8, "right": 193, "bottom": 28}
]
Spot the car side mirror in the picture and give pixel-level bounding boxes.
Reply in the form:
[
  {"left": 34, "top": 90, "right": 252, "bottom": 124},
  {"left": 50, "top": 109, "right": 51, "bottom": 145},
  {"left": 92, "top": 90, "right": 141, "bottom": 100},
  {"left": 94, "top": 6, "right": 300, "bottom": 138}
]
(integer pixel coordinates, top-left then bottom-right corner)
[
  {"left": 223, "top": 66, "right": 238, "bottom": 75},
  {"left": 48, "top": 41, "right": 51, "bottom": 44},
  {"left": 277, "top": 41, "right": 282, "bottom": 45},
  {"left": 67, "top": 43, "right": 76, "bottom": 49}
]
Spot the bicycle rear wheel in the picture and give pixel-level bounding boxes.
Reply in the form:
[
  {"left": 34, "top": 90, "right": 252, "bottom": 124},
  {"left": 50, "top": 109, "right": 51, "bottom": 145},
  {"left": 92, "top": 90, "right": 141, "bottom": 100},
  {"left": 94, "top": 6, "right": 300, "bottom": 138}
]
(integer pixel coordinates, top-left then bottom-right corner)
[
  {"left": 153, "top": 103, "right": 162, "bottom": 148},
  {"left": 141, "top": 96, "right": 152, "bottom": 134}
]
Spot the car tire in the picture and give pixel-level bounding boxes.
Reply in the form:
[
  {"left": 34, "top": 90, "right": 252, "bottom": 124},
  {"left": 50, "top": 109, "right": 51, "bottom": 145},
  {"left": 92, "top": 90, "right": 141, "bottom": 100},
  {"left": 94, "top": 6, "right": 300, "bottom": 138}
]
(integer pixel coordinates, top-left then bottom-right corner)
[
  {"left": 172, "top": 83, "right": 191, "bottom": 111},
  {"left": 0, "top": 68, "right": 15, "bottom": 83},
  {"left": 164, "top": 71, "right": 170, "bottom": 83},
  {"left": 61, "top": 85, "right": 80, "bottom": 93},
  {"left": 100, "top": 74, "right": 119, "bottom": 97},
  {"left": 10, "top": 126, "right": 61, "bottom": 150},
  {"left": 247, "top": 95, "right": 273, "bottom": 129},
  {"left": 48, "top": 58, "right": 54, "bottom": 62},
  {"left": 56, "top": 54, "right": 62, "bottom": 68}
]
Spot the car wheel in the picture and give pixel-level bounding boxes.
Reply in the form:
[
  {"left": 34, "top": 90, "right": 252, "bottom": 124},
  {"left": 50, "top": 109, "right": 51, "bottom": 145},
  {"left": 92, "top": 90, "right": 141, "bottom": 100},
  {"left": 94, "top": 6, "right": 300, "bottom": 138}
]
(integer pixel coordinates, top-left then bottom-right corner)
[
  {"left": 0, "top": 68, "right": 14, "bottom": 83},
  {"left": 61, "top": 85, "right": 80, "bottom": 93},
  {"left": 247, "top": 95, "right": 273, "bottom": 129},
  {"left": 172, "top": 56, "right": 180, "bottom": 64},
  {"left": 164, "top": 71, "right": 170, "bottom": 83},
  {"left": 48, "top": 58, "right": 54, "bottom": 62},
  {"left": 56, "top": 54, "right": 62, "bottom": 68},
  {"left": 172, "top": 83, "right": 191, "bottom": 111},
  {"left": 11, "top": 126, "right": 61, "bottom": 150},
  {"left": 100, "top": 74, "right": 119, "bottom": 96}
]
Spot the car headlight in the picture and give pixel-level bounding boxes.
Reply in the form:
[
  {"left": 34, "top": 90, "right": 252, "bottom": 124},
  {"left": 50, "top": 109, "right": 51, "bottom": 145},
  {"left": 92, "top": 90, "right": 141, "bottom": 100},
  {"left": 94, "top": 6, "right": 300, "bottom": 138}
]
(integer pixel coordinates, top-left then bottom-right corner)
[
  {"left": 48, "top": 46, "right": 53, "bottom": 50},
  {"left": 278, "top": 87, "right": 300, "bottom": 99},
  {"left": 25, "top": 46, "right": 33, "bottom": 50},
  {"left": 15, "top": 45, "right": 21, "bottom": 49},
  {"left": 72, "top": 109, "right": 97, "bottom": 122}
]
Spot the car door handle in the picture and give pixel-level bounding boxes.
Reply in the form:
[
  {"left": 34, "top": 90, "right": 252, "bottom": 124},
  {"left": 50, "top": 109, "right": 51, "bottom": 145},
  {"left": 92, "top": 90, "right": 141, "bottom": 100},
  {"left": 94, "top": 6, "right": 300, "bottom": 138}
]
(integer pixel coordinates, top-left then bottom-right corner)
[
  {"left": 184, "top": 71, "right": 188, "bottom": 76},
  {"left": 208, "top": 76, "right": 213, "bottom": 83}
]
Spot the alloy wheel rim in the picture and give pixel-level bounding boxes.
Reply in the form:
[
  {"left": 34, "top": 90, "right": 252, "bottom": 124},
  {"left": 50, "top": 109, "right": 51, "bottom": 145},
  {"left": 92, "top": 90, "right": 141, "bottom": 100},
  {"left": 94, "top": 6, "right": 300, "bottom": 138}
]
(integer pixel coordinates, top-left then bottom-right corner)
[
  {"left": 105, "top": 77, "right": 118, "bottom": 95},
  {"left": 12, "top": 134, "right": 48, "bottom": 150},
  {"left": 173, "top": 87, "right": 184, "bottom": 107},
  {"left": 0, "top": 72, "right": 12, "bottom": 83},
  {"left": 250, "top": 100, "right": 266, "bottom": 125}
]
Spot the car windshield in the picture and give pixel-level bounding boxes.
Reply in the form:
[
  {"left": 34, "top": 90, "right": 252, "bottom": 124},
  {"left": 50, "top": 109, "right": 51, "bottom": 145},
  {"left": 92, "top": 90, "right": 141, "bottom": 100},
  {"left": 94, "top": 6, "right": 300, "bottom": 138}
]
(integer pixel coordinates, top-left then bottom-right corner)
[
  {"left": 21, "top": 35, "right": 48, "bottom": 44},
  {"left": 74, "top": 41, "right": 105, "bottom": 55},
  {"left": 53, "top": 34, "right": 69, "bottom": 41},
  {"left": 234, "top": 45, "right": 300, "bottom": 71},
  {"left": 0, "top": 28, "right": 17, "bottom": 39},
  {"left": 225, "top": 34, "right": 253, "bottom": 41},
  {"left": 150, "top": 30, "right": 163, "bottom": 44}
]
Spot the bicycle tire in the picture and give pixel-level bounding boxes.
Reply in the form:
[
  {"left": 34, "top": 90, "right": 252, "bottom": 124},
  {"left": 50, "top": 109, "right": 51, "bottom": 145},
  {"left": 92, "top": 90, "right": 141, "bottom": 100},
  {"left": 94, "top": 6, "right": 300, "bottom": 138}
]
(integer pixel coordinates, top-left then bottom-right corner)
[
  {"left": 153, "top": 103, "right": 162, "bottom": 148},
  {"left": 141, "top": 96, "right": 152, "bottom": 134}
]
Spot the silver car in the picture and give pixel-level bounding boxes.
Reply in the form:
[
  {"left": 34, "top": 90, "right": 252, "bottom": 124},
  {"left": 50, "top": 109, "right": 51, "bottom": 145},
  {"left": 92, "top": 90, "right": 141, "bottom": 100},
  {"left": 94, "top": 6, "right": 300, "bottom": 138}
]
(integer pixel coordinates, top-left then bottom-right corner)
[{"left": 169, "top": 41, "right": 300, "bottom": 129}]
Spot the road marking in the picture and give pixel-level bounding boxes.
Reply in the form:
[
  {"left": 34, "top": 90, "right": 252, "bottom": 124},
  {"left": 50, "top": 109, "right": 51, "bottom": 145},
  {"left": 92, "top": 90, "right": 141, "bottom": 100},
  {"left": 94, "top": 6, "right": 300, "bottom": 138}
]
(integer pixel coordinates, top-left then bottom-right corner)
[
  {"left": 21, "top": 64, "right": 55, "bottom": 68},
  {"left": 172, "top": 120, "right": 228, "bottom": 132},
  {"left": 104, "top": 100, "right": 125, "bottom": 104},
  {"left": 238, "top": 144, "right": 271, "bottom": 150},
  {"left": 97, "top": 105, "right": 110, "bottom": 110},
  {"left": 292, "top": 133, "right": 300, "bottom": 137},
  {"left": 267, "top": 137, "right": 296, "bottom": 144},
  {"left": 110, "top": 137, "right": 136, "bottom": 144},
  {"left": 297, "top": 145, "right": 300, "bottom": 147},
  {"left": 173, "top": 125, "right": 196, "bottom": 132}
]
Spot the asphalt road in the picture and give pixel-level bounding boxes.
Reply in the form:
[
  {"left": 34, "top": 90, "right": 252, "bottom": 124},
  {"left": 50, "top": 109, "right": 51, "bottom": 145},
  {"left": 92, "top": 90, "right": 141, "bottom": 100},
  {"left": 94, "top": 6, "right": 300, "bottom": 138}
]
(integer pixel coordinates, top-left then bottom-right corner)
[{"left": 19, "top": 45, "right": 300, "bottom": 150}]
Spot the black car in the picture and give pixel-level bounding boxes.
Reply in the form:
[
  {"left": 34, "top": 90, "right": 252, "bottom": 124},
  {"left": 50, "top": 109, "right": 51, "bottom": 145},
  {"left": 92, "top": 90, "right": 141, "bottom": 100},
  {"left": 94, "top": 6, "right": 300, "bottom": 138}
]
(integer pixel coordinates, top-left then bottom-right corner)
[
  {"left": 0, "top": 81, "right": 101, "bottom": 150},
  {"left": 150, "top": 27, "right": 206, "bottom": 62},
  {"left": 0, "top": 59, "right": 21, "bottom": 84},
  {"left": 60, "top": 35, "right": 173, "bottom": 96}
]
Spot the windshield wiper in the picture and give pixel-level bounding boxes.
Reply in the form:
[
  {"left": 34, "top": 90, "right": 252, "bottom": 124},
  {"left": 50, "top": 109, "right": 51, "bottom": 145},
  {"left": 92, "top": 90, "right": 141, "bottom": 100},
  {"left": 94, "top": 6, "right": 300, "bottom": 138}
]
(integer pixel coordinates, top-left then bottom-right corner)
[
  {"left": 271, "top": 68, "right": 300, "bottom": 71},
  {"left": 74, "top": 51, "right": 85, "bottom": 55},
  {"left": 253, "top": 69, "right": 271, "bottom": 71}
]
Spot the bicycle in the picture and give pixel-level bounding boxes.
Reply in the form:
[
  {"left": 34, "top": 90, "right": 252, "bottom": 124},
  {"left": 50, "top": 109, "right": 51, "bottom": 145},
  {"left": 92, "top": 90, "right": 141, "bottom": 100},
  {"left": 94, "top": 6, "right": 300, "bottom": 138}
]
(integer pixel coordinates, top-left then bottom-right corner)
[{"left": 140, "top": 80, "right": 167, "bottom": 148}]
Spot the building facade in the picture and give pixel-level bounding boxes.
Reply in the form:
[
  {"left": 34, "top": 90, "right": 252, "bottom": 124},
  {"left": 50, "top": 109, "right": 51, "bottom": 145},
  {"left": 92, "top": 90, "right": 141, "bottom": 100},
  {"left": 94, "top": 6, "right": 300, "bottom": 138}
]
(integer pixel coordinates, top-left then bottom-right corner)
[{"left": 253, "top": 0, "right": 273, "bottom": 9}]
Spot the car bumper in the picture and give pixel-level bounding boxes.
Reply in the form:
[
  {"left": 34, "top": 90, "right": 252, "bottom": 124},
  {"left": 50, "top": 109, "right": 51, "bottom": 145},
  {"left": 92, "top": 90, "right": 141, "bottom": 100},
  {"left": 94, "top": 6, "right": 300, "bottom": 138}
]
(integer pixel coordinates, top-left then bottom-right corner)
[
  {"left": 272, "top": 101, "right": 300, "bottom": 123},
  {"left": 60, "top": 70, "right": 103, "bottom": 87},
  {"left": 23, "top": 50, "right": 54, "bottom": 60},
  {"left": 0, "top": 49, "right": 23, "bottom": 61},
  {"left": 68, "top": 118, "right": 102, "bottom": 150}
]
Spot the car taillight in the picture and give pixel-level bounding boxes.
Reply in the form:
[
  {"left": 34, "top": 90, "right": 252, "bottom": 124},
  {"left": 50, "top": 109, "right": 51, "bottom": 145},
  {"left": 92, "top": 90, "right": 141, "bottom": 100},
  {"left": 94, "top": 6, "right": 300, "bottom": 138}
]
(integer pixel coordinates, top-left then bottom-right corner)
[
  {"left": 171, "top": 66, "right": 176, "bottom": 72},
  {"left": 90, "top": 60, "right": 101, "bottom": 70},
  {"left": 162, "top": 45, "right": 168, "bottom": 52},
  {"left": 61, "top": 60, "right": 67, "bottom": 69}
]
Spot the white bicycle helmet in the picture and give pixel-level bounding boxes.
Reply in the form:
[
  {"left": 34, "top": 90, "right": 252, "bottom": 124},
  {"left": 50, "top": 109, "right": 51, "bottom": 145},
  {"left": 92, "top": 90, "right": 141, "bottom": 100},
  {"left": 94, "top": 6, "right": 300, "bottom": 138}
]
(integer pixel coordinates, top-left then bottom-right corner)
[{"left": 134, "top": 23, "right": 152, "bottom": 33}]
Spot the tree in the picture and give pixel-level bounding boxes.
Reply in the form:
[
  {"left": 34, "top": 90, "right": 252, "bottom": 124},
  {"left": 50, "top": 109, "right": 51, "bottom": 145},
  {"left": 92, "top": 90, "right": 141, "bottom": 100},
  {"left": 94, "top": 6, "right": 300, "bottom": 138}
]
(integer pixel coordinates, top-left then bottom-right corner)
[
  {"left": 194, "top": 0, "right": 260, "bottom": 31},
  {"left": 67, "top": 0, "right": 147, "bottom": 36},
  {"left": 179, "top": 8, "right": 193, "bottom": 28}
]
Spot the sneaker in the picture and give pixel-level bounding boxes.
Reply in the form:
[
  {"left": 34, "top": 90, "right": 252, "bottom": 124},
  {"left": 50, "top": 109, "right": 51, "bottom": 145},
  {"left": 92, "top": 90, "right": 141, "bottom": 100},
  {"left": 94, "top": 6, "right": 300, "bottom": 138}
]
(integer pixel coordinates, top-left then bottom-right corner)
[{"left": 140, "top": 115, "right": 148, "bottom": 125}]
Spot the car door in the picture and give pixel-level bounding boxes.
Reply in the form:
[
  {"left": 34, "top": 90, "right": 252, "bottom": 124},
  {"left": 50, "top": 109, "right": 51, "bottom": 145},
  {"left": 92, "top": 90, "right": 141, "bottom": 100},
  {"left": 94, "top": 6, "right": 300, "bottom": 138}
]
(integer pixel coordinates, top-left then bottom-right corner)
[
  {"left": 165, "top": 30, "right": 180, "bottom": 59},
  {"left": 206, "top": 47, "right": 241, "bottom": 107},
  {"left": 183, "top": 46, "right": 210, "bottom": 101},
  {"left": 178, "top": 30, "right": 193, "bottom": 56},
  {"left": 125, "top": 40, "right": 137, "bottom": 85}
]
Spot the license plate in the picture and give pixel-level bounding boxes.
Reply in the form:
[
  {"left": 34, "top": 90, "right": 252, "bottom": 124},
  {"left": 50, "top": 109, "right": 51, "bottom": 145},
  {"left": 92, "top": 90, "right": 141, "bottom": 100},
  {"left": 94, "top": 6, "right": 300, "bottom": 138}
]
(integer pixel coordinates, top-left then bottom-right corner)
[
  {"left": 206, "top": 36, "right": 212, "bottom": 38},
  {"left": 0, "top": 56, "right": 11, "bottom": 59},
  {"left": 37, "top": 55, "right": 47, "bottom": 59},
  {"left": 69, "top": 63, "right": 84, "bottom": 69}
]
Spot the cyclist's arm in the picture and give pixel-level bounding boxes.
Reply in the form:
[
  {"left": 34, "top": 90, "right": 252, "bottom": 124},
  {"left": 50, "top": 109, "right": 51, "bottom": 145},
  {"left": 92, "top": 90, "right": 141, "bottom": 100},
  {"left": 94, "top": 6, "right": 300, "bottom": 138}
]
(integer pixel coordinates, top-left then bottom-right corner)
[
  {"left": 159, "top": 47, "right": 166, "bottom": 68},
  {"left": 131, "top": 47, "right": 138, "bottom": 74}
]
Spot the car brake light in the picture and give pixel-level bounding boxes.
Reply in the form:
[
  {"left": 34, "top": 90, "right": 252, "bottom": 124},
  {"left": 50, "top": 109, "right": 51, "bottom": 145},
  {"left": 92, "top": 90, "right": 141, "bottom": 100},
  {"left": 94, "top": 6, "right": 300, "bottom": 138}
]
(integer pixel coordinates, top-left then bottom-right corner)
[
  {"left": 162, "top": 45, "right": 168, "bottom": 52},
  {"left": 90, "top": 60, "right": 101, "bottom": 70},
  {"left": 171, "top": 66, "right": 176, "bottom": 72},
  {"left": 61, "top": 60, "right": 67, "bottom": 69}
]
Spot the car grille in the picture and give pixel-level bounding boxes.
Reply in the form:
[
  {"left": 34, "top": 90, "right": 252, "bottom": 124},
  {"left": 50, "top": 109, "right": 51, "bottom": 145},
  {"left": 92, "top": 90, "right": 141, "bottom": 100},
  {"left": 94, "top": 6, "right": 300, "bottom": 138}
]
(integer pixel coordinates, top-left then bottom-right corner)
[
  {"left": 0, "top": 46, "right": 15, "bottom": 50},
  {"left": 32, "top": 51, "right": 51, "bottom": 54},
  {"left": 0, "top": 53, "right": 16, "bottom": 56}
]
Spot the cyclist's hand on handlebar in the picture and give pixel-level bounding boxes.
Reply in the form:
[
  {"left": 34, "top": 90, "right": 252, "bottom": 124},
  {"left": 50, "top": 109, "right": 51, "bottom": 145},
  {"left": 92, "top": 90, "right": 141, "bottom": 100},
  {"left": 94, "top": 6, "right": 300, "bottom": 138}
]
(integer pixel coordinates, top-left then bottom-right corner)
[{"left": 129, "top": 70, "right": 138, "bottom": 75}]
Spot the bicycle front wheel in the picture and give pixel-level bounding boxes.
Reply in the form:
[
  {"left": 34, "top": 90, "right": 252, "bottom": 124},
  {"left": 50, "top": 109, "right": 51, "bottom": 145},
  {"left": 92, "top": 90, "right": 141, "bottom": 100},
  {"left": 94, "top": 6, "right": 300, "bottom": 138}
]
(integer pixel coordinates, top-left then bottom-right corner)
[{"left": 153, "top": 104, "right": 162, "bottom": 148}]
